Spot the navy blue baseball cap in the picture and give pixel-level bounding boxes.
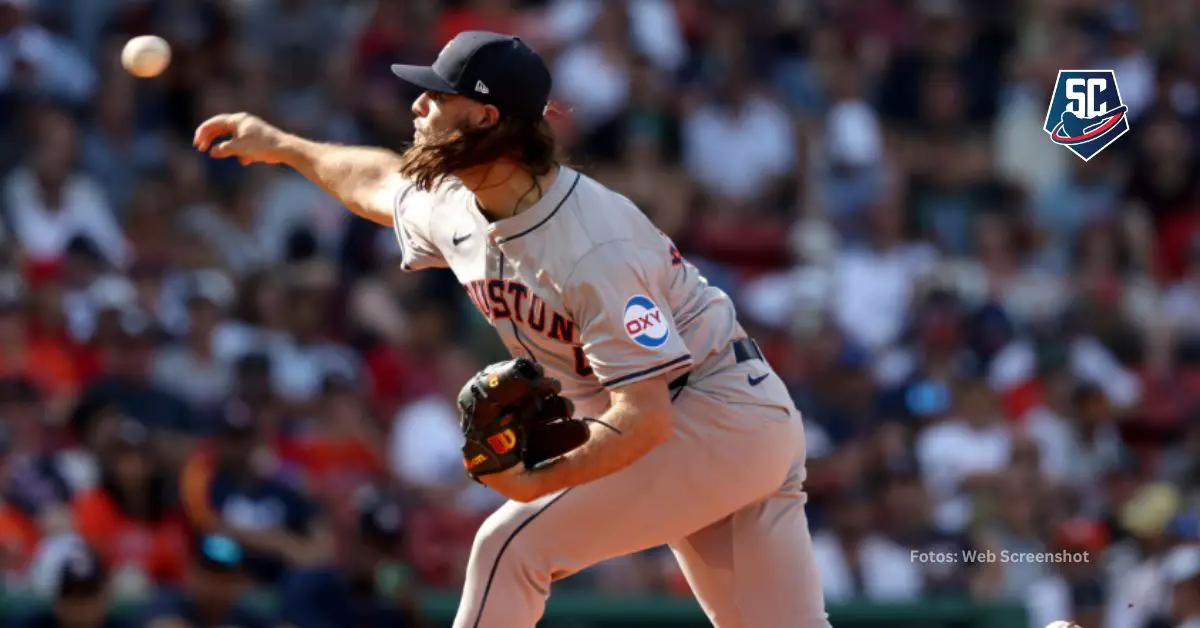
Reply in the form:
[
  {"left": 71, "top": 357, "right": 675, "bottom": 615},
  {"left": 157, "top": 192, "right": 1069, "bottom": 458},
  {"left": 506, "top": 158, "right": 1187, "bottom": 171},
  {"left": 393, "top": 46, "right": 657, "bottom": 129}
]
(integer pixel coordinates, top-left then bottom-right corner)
[{"left": 391, "top": 31, "right": 552, "bottom": 122}]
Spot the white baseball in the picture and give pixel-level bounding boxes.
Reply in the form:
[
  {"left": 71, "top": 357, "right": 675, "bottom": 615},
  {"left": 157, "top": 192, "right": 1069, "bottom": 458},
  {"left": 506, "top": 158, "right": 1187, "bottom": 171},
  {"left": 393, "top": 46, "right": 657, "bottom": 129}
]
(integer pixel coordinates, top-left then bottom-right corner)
[
  {"left": 1046, "top": 622, "right": 1081, "bottom": 628},
  {"left": 121, "top": 35, "right": 171, "bottom": 78}
]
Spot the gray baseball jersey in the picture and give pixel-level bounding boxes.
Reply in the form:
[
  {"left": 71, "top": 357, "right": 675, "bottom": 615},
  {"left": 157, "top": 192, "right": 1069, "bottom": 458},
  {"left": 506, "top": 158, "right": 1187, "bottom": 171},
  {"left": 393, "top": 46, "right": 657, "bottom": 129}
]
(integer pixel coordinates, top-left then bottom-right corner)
[
  {"left": 392, "top": 166, "right": 754, "bottom": 416},
  {"left": 389, "top": 166, "right": 829, "bottom": 628}
]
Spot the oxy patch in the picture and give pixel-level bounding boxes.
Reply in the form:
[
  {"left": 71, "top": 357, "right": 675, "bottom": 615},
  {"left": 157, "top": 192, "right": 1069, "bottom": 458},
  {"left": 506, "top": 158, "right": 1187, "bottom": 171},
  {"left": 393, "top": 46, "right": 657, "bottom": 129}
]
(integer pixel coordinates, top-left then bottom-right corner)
[{"left": 623, "top": 295, "right": 669, "bottom": 348}]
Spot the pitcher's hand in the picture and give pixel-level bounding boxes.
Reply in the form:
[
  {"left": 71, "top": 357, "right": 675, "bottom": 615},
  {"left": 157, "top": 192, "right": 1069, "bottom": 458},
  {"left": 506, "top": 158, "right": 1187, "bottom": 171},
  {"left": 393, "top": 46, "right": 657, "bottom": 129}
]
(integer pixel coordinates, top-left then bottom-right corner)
[{"left": 193, "top": 112, "right": 288, "bottom": 165}]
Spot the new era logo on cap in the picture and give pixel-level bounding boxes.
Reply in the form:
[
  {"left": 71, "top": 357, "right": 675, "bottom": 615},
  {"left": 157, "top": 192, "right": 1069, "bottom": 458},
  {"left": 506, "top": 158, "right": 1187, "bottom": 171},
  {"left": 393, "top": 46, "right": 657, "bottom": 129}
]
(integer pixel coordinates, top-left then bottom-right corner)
[{"left": 475, "top": 80, "right": 489, "bottom": 94}]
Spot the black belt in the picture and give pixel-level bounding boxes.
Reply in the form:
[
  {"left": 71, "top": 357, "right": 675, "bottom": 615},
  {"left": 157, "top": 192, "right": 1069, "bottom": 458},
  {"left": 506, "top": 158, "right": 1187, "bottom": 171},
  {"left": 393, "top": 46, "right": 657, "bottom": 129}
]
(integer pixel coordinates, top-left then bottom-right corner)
[
  {"left": 732, "top": 337, "right": 765, "bottom": 364},
  {"left": 668, "top": 338, "right": 763, "bottom": 393}
]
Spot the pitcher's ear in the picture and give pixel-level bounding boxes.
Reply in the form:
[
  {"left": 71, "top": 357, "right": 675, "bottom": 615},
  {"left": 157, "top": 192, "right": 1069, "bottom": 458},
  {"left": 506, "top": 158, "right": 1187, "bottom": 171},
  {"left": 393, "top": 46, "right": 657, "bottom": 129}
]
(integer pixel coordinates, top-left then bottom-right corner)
[{"left": 472, "top": 104, "right": 500, "bottom": 130}]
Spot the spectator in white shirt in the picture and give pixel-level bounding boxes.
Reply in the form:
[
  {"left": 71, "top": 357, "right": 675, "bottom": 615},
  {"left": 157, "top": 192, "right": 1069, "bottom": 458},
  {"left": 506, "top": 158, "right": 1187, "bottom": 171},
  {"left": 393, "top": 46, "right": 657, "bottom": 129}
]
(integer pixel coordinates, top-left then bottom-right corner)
[
  {"left": 3, "top": 112, "right": 131, "bottom": 268},
  {"left": 682, "top": 63, "right": 795, "bottom": 211},
  {"left": 540, "top": 0, "right": 685, "bottom": 74},
  {"left": 977, "top": 472, "right": 1052, "bottom": 599},
  {"left": 830, "top": 195, "right": 938, "bottom": 352},
  {"left": 267, "top": 261, "right": 361, "bottom": 404},
  {"left": 1104, "top": 483, "right": 1184, "bottom": 628},
  {"left": 1023, "top": 518, "right": 1110, "bottom": 628},
  {"left": 1025, "top": 378, "right": 1126, "bottom": 514},
  {"left": 79, "top": 78, "right": 169, "bottom": 212},
  {"left": 550, "top": 1, "right": 637, "bottom": 137},
  {"left": 819, "top": 59, "right": 888, "bottom": 222},
  {"left": 151, "top": 270, "right": 238, "bottom": 414},
  {"left": 1166, "top": 545, "right": 1200, "bottom": 628},
  {"left": 991, "top": 51, "right": 1073, "bottom": 200},
  {"left": 879, "top": 460, "right": 994, "bottom": 597},
  {"left": 0, "top": 0, "right": 96, "bottom": 105},
  {"left": 1103, "top": 12, "right": 1155, "bottom": 121},
  {"left": 255, "top": 169, "right": 347, "bottom": 265},
  {"left": 389, "top": 348, "right": 499, "bottom": 513},
  {"left": 181, "top": 176, "right": 274, "bottom": 277},
  {"left": 1161, "top": 239, "right": 1200, "bottom": 341},
  {"left": 812, "top": 483, "right": 924, "bottom": 602},
  {"left": 915, "top": 378, "right": 1012, "bottom": 533}
]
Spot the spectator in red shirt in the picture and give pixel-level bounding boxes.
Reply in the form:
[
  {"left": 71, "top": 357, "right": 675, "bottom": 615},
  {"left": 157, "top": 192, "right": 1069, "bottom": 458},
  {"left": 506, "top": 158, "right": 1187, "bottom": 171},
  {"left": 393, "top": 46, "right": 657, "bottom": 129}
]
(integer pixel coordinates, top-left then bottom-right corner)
[
  {"left": 0, "top": 378, "right": 76, "bottom": 571},
  {"left": 0, "top": 272, "right": 79, "bottom": 413},
  {"left": 434, "top": 0, "right": 524, "bottom": 48},
  {"left": 284, "top": 375, "right": 387, "bottom": 538},
  {"left": 71, "top": 420, "right": 188, "bottom": 594}
]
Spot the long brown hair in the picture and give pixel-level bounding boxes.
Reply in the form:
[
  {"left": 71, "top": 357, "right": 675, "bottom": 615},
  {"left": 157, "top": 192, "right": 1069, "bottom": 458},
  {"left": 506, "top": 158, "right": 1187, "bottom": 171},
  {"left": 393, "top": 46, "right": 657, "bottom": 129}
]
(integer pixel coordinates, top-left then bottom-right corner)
[{"left": 397, "top": 116, "right": 559, "bottom": 192}]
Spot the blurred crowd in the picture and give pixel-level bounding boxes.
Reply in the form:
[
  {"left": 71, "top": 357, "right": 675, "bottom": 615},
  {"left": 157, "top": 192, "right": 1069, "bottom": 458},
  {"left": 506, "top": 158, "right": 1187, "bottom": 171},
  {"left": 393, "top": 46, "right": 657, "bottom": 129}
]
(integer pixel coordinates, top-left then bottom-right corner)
[{"left": 2, "top": 0, "right": 1200, "bottom": 626}]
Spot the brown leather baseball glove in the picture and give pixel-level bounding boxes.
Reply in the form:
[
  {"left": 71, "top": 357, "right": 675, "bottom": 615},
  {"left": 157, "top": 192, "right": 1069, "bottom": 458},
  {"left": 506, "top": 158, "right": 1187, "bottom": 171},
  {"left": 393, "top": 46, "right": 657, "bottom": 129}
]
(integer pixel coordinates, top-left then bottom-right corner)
[{"left": 458, "top": 358, "right": 592, "bottom": 480}]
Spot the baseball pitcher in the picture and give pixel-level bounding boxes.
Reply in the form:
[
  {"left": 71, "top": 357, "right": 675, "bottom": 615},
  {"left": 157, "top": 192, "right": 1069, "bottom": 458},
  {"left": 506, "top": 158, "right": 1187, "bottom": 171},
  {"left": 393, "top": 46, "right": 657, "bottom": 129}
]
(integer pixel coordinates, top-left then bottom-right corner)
[{"left": 194, "top": 30, "right": 829, "bottom": 628}]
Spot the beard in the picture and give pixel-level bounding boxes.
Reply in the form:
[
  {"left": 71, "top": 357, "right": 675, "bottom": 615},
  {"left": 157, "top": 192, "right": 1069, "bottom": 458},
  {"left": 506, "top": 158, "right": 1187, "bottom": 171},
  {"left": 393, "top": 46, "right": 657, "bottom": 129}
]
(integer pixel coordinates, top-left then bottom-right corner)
[
  {"left": 409, "top": 121, "right": 460, "bottom": 149},
  {"left": 399, "top": 122, "right": 503, "bottom": 191},
  {"left": 398, "top": 116, "right": 557, "bottom": 192},
  {"left": 411, "top": 120, "right": 436, "bottom": 143},
  {"left": 399, "top": 125, "right": 477, "bottom": 190}
]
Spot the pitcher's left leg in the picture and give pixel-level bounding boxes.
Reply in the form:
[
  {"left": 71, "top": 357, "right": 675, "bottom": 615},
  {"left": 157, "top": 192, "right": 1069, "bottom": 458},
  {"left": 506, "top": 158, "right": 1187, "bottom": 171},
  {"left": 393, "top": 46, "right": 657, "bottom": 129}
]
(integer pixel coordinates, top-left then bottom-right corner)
[
  {"left": 730, "top": 458, "right": 829, "bottom": 627},
  {"left": 671, "top": 515, "right": 747, "bottom": 628},
  {"left": 672, "top": 445, "right": 830, "bottom": 626}
]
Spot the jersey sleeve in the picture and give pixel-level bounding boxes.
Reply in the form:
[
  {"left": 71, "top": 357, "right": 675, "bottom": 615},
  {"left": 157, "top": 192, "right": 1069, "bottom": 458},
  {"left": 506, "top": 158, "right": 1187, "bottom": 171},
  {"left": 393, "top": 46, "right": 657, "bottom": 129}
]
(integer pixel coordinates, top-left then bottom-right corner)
[
  {"left": 382, "top": 175, "right": 447, "bottom": 271},
  {"left": 563, "top": 241, "right": 693, "bottom": 389}
]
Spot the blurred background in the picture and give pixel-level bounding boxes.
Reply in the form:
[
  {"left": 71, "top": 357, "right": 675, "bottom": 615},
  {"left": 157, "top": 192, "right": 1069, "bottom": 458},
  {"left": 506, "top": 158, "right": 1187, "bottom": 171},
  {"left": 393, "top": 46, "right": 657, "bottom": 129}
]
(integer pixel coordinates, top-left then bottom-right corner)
[{"left": 0, "top": 0, "right": 1199, "bottom": 626}]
